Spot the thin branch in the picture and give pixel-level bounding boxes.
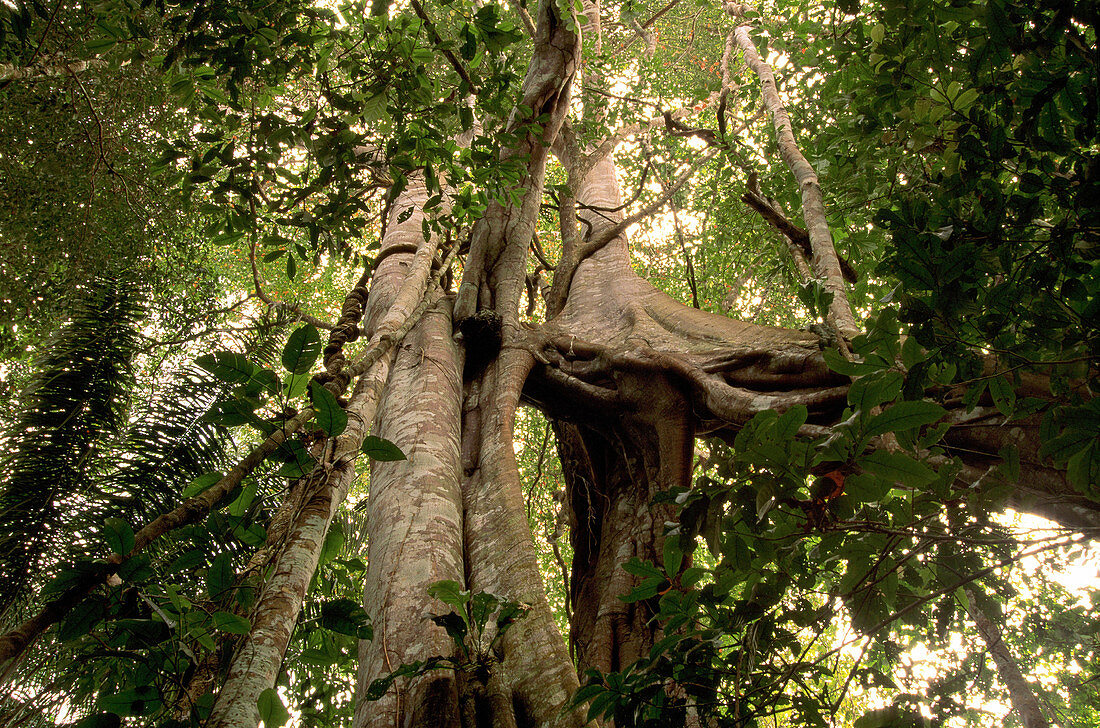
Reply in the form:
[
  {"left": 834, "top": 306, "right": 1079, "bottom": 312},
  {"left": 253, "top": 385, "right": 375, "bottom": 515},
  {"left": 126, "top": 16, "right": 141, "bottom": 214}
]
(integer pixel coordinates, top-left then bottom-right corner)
[
  {"left": 247, "top": 229, "right": 335, "bottom": 331},
  {"left": 727, "top": 3, "right": 859, "bottom": 339},
  {"left": 583, "top": 147, "right": 719, "bottom": 257},
  {"left": 965, "top": 587, "right": 1053, "bottom": 728},
  {"left": 409, "top": 0, "right": 475, "bottom": 90}
]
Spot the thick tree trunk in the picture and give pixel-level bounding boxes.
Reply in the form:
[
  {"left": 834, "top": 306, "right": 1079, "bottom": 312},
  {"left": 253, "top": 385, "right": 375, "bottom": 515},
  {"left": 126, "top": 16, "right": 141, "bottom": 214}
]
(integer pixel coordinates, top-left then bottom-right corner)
[
  {"left": 353, "top": 176, "right": 466, "bottom": 728},
  {"left": 349, "top": 4, "right": 1093, "bottom": 726},
  {"left": 354, "top": 3, "right": 586, "bottom": 725}
]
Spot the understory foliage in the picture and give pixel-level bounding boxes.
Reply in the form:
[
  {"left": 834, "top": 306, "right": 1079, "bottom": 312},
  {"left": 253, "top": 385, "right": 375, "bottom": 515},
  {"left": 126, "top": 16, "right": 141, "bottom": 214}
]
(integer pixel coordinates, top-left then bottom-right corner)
[{"left": 0, "top": 0, "right": 1096, "bottom": 726}]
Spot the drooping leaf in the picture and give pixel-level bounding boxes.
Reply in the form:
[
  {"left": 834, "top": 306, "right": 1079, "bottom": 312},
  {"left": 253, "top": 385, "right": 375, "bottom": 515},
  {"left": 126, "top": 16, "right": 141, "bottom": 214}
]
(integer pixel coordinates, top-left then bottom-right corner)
[
  {"left": 309, "top": 381, "right": 347, "bottom": 437},
  {"left": 281, "top": 324, "right": 321, "bottom": 375},
  {"left": 213, "top": 611, "right": 251, "bottom": 634},
  {"left": 257, "top": 688, "right": 291, "bottom": 728},
  {"left": 864, "top": 400, "right": 946, "bottom": 437},
  {"left": 320, "top": 598, "right": 374, "bottom": 640},
  {"left": 360, "top": 436, "right": 406, "bottom": 461}
]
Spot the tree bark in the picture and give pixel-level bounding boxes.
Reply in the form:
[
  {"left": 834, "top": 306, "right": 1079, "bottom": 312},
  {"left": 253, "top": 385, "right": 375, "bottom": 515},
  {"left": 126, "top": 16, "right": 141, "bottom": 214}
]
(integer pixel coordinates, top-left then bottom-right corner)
[
  {"left": 726, "top": 4, "right": 860, "bottom": 339},
  {"left": 965, "top": 588, "right": 1051, "bottom": 728},
  {"left": 353, "top": 179, "right": 466, "bottom": 728}
]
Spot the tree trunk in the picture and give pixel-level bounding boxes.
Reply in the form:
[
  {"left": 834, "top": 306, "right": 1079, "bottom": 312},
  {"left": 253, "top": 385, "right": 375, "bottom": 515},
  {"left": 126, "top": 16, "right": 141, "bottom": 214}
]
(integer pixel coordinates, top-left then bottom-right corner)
[
  {"left": 353, "top": 177, "right": 466, "bottom": 728},
  {"left": 349, "top": 3, "right": 1092, "bottom": 726}
]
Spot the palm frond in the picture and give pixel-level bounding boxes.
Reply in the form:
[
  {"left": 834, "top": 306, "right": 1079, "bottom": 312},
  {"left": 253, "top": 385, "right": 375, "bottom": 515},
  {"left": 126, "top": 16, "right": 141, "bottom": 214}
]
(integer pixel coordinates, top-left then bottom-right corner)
[{"left": 0, "top": 278, "right": 143, "bottom": 615}]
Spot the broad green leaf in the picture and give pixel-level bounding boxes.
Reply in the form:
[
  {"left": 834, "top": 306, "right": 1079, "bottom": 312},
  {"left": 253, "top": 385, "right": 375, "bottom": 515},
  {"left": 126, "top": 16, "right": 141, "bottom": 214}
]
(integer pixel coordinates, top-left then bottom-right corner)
[
  {"left": 320, "top": 598, "right": 374, "bottom": 639},
  {"left": 823, "top": 348, "right": 888, "bottom": 376},
  {"left": 864, "top": 400, "right": 946, "bottom": 437},
  {"left": 774, "top": 405, "right": 808, "bottom": 440},
  {"left": 73, "top": 714, "right": 121, "bottom": 728},
  {"left": 283, "top": 372, "right": 310, "bottom": 399},
  {"left": 206, "top": 553, "right": 234, "bottom": 600},
  {"left": 281, "top": 325, "right": 321, "bottom": 374},
  {"left": 196, "top": 351, "right": 256, "bottom": 384},
  {"left": 859, "top": 450, "right": 937, "bottom": 485},
  {"left": 428, "top": 580, "right": 470, "bottom": 610},
  {"left": 213, "top": 611, "right": 251, "bottom": 634},
  {"left": 310, "top": 381, "right": 347, "bottom": 436},
  {"left": 319, "top": 519, "right": 345, "bottom": 564},
  {"left": 1067, "top": 441, "right": 1099, "bottom": 494},
  {"left": 274, "top": 440, "right": 316, "bottom": 478},
  {"left": 184, "top": 471, "right": 224, "bottom": 498},
  {"left": 987, "top": 374, "right": 1016, "bottom": 417},
  {"left": 844, "top": 472, "right": 890, "bottom": 503},
  {"left": 226, "top": 481, "right": 257, "bottom": 517},
  {"left": 102, "top": 517, "right": 135, "bottom": 555},
  {"left": 59, "top": 597, "right": 106, "bottom": 642},
  {"left": 257, "top": 688, "right": 291, "bottom": 728},
  {"left": 361, "top": 435, "right": 406, "bottom": 461},
  {"left": 621, "top": 557, "right": 664, "bottom": 579},
  {"left": 998, "top": 445, "right": 1020, "bottom": 482},
  {"left": 98, "top": 686, "right": 160, "bottom": 717},
  {"left": 662, "top": 535, "right": 684, "bottom": 576},
  {"left": 848, "top": 371, "right": 903, "bottom": 411},
  {"left": 470, "top": 591, "right": 501, "bottom": 630}
]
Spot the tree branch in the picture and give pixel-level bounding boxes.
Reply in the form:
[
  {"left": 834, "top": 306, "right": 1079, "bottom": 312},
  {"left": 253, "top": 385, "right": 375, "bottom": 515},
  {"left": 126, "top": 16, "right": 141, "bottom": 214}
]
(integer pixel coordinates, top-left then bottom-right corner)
[
  {"left": 965, "top": 587, "right": 1052, "bottom": 728},
  {"left": 726, "top": 3, "right": 860, "bottom": 339}
]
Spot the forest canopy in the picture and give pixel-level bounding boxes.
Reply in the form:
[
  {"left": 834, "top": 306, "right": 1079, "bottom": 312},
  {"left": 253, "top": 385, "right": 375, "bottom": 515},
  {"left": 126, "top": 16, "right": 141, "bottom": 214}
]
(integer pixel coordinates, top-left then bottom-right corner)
[{"left": 0, "top": 0, "right": 1097, "bottom": 727}]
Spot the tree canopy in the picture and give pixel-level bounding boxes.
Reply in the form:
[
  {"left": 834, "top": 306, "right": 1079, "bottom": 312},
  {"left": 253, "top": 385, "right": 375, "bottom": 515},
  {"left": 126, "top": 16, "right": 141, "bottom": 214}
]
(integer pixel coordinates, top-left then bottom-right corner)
[{"left": 0, "top": 0, "right": 1096, "bottom": 727}]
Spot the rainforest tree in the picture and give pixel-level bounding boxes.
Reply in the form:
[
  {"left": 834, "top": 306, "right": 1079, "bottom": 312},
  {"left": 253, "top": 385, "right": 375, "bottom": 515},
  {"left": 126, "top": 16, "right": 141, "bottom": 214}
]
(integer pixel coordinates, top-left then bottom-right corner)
[{"left": 0, "top": 0, "right": 1096, "bottom": 726}]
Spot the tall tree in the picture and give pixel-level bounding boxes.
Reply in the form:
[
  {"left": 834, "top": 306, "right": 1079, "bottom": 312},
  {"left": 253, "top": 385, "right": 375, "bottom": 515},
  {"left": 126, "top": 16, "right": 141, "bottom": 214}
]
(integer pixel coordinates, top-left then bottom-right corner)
[{"left": 0, "top": 0, "right": 1096, "bottom": 726}]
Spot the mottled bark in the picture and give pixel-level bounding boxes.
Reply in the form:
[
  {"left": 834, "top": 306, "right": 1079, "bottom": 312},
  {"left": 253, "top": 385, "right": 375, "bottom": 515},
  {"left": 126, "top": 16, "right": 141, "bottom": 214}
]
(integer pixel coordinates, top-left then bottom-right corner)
[
  {"left": 209, "top": 166, "right": 450, "bottom": 728},
  {"left": 353, "top": 299, "right": 465, "bottom": 728}
]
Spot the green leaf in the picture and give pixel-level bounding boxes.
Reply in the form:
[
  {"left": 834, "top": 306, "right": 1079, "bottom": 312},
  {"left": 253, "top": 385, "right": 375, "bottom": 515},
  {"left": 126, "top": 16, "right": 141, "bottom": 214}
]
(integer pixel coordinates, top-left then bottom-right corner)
[
  {"left": 987, "top": 374, "right": 1016, "bottom": 417},
  {"left": 73, "top": 713, "right": 121, "bottom": 728},
  {"left": 622, "top": 577, "right": 666, "bottom": 603},
  {"left": 428, "top": 580, "right": 470, "bottom": 610},
  {"left": 319, "top": 519, "right": 345, "bottom": 564},
  {"left": 662, "top": 535, "right": 683, "bottom": 576},
  {"left": 470, "top": 591, "right": 501, "bottom": 630},
  {"left": 848, "top": 371, "right": 903, "bottom": 411},
  {"left": 844, "top": 472, "right": 890, "bottom": 503},
  {"left": 257, "top": 688, "right": 291, "bottom": 728},
  {"left": 998, "top": 445, "right": 1020, "bottom": 482},
  {"left": 430, "top": 612, "right": 469, "bottom": 650},
  {"left": 1067, "top": 441, "right": 1099, "bottom": 495},
  {"left": 361, "top": 435, "right": 406, "bottom": 461},
  {"left": 774, "top": 405, "right": 808, "bottom": 440},
  {"left": 286, "top": 253, "right": 297, "bottom": 281},
  {"left": 98, "top": 686, "right": 160, "bottom": 717},
  {"left": 310, "top": 381, "right": 347, "bottom": 436},
  {"left": 281, "top": 325, "right": 321, "bottom": 374},
  {"left": 320, "top": 598, "right": 374, "bottom": 639},
  {"left": 864, "top": 400, "right": 946, "bottom": 437},
  {"left": 196, "top": 351, "right": 256, "bottom": 384},
  {"left": 1041, "top": 428, "right": 1096, "bottom": 464},
  {"left": 226, "top": 481, "right": 257, "bottom": 517},
  {"left": 274, "top": 440, "right": 315, "bottom": 478},
  {"left": 283, "top": 372, "right": 310, "bottom": 399},
  {"left": 621, "top": 557, "right": 664, "bottom": 579},
  {"left": 206, "top": 553, "right": 234, "bottom": 600},
  {"left": 213, "top": 611, "right": 251, "bottom": 634},
  {"left": 859, "top": 450, "right": 937, "bottom": 485},
  {"left": 59, "top": 597, "right": 106, "bottom": 642},
  {"left": 823, "top": 348, "right": 888, "bottom": 376},
  {"left": 102, "top": 517, "right": 135, "bottom": 555}
]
